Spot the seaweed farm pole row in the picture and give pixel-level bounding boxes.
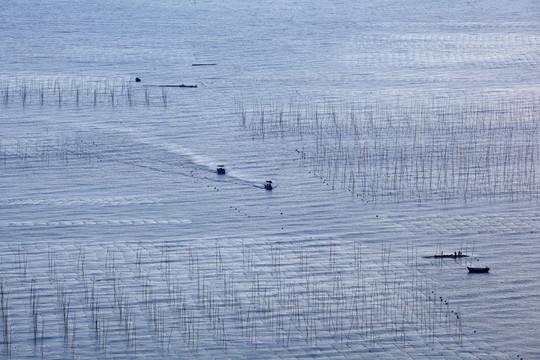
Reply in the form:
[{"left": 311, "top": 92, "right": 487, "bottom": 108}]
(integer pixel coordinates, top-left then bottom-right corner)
[
  {"left": 0, "top": 241, "right": 472, "bottom": 358},
  {"left": 0, "top": 78, "right": 180, "bottom": 107},
  {"left": 238, "top": 99, "right": 539, "bottom": 202}
]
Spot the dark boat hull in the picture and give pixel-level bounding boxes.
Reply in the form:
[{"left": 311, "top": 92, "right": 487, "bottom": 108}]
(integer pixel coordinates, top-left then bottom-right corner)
[
  {"left": 467, "top": 266, "right": 490, "bottom": 273},
  {"left": 424, "top": 254, "right": 469, "bottom": 259},
  {"left": 158, "top": 84, "right": 197, "bottom": 88}
]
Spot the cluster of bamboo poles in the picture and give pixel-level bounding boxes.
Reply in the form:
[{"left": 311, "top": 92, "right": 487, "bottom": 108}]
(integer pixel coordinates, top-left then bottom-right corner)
[
  {"left": 0, "top": 138, "right": 96, "bottom": 166},
  {"left": 237, "top": 97, "right": 539, "bottom": 202},
  {"left": 0, "top": 240, "right": 467, "bottom": 358},
  {"left": 0, "top": 77, "right": 169, "bottom": 107}
]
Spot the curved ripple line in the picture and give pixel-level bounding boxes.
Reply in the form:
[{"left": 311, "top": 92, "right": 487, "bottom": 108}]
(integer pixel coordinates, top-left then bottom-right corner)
[
  {"left": 0, "top": 196, "right": 167, "bottom": 207},
  {"left": 3, "top": 218, "right": 191, "bottom": 227}
]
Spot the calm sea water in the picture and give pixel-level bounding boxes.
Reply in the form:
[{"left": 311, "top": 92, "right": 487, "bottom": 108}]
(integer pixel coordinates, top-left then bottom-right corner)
[{"left": 1, "top": 0, "right": 539, "bottom": 358}]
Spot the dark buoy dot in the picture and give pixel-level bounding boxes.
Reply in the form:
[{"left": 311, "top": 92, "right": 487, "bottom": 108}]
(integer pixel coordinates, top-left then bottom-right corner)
[{"left": 135, "top": 77, "right": 141, "bottom": 82}]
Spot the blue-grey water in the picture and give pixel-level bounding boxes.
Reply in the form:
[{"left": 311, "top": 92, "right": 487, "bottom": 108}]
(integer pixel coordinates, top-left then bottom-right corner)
[{"left": 1, "top": 0, "right": 539, "bottom": 358}]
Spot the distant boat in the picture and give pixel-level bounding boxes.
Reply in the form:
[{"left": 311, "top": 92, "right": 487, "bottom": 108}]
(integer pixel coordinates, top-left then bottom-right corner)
[
  {"left": 217, "top": 165, "right": 226, "bottom": 175},
  {"left": 467, "top": 266, "right": 490, "bottom": 273},
  {"left": 423, "top": 252, "right": 468, "bottom": 259},
  {"left": 264, "top": 180, "right": 273, "bottom": 190},
  {"left": 144, "top": 84, "right": 197, "bottom": 88},
  {"left": 158, "top": 84, "right": 197, "bottom": 88}
]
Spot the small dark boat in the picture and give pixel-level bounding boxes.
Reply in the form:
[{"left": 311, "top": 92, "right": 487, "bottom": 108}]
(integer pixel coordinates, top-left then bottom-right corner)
[
  {"left": 467, "top": 266, "right": 490, "bottom": 273},
  {"left": 158, "top": 84, "right": 197, "bottom": 88},
  {"left": 217, "top": 165, "right": 226, "bottom": 175},
  {"left": 264, "top": 180, "right": 273, "bottom": 190},
  {"left": 135, "top": 77, "right": 141, "bottom": 82},
  {"left": 145, "top": 84, "right": 197, "bottom": 88},
  {"left": 424, "top": 252, "right": 469, "bottom": 259}
]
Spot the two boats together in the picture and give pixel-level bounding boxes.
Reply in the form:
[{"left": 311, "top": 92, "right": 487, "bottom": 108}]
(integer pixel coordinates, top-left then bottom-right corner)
[
  {"left": 424, "top": 252, "right": 490, "bottom": 273},
  {"left": 216, "top": 165, "right": 273, "bottom": 190}
]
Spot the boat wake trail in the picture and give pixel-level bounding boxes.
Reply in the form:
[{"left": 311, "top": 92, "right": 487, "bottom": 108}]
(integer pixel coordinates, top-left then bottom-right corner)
[{"left": 100, "top": 127, "right": 271, "bottom": 190}]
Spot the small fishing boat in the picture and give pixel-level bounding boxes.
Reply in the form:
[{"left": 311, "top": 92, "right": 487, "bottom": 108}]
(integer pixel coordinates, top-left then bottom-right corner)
[
  {"left": 424, "top": 252, "right": 469, "bottom": 259},
  {"left": 158, "top": 84, "right": 197, "bottom": 88},
  {"left": 216, "top": 165, "right": 226, "bottom": 175},
  {"left": 467, "top": 266, "right": 490, "bottom": 273},
  {"left": 264, "top": 180, "right": 273, "bottom": 190},
  {"left": 144, "top": 84, "right": 197, "bottom": 88}
]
